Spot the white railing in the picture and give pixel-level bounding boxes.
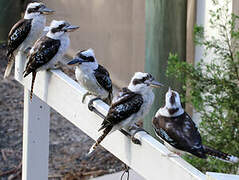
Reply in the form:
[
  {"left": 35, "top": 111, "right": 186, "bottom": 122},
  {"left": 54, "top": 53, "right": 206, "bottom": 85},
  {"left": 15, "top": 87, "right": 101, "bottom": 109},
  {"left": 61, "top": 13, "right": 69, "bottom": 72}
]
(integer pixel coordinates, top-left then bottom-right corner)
[{"left": 14, "top": 52, "right": 238, "bottom": 180}]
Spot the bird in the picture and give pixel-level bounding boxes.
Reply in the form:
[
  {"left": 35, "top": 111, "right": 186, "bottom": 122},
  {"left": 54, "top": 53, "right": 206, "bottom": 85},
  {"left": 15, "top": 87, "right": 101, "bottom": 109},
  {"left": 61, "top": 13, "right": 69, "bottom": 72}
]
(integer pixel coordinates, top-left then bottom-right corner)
[
  {"left": 4, "top": 2, "right": 54, "bottom": 78},
  {"left": 67, "top": 48, "right": 113, "bottom": 115},
  {"left": 152, "top": 88, "right": 239, "bottom": 163},
  {"left": 23, "top": 20, "right": 79, "bottom": 100},
  {"left": 89, "top": 72, "right": 163, "bottom": 154}
]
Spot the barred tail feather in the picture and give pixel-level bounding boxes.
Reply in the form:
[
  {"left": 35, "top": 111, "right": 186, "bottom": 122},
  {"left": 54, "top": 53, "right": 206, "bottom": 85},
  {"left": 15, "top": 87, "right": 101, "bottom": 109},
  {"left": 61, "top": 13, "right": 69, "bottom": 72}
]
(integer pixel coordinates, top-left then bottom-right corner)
[
  {"left": 88, "top": 126, "right": 113, "bottom": 154},
  {"left": 105, "top": 91, "right": 113, "bottom": 105},
  {"left": 108, "top": 91, "right": 113, "bottom": 104},
  {"left": 4, "top": 56, "right": 14, "bottom": 78},
  {"left": 204, "top": 145, "right": 239, "bottom": 163},
  {"left": 30, "top": 72, "right": 36, "bottom": 100}
]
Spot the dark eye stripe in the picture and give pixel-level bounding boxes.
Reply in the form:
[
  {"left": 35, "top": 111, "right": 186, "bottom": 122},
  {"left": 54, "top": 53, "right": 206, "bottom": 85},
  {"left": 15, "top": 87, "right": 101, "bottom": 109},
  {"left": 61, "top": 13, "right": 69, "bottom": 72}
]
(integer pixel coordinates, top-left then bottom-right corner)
[
  {"left": 87, "top": 56, "right": 95, "bottom": 62},
  {"left": 133, "top": 78, "right": 144, "bottom": 85},
  {"left": 51, "top": 24, "right": 66, "bottom": 33},
  {"left": 78, "top": 52, "right": 95, "bottom": 62},
  {"left": 133, "top": 76, "right": 148, "bottom": 85},
  {"left": 132, "top": 73, "right": 154, "bottom": 85},
  {"left": 147, "top": 73, "right": 153, "bottom": 79},
  {"left": 27, "top": 5, "right": 42, "bottom": 14}
]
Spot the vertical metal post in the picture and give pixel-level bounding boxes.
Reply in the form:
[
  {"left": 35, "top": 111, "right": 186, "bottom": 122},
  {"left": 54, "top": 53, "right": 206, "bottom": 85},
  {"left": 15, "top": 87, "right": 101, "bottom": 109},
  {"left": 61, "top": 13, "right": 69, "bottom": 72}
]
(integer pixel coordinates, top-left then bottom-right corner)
[
  {"left": 22, "top": 89, "right": 50, "bottom": 180},
  {"left": 145, "top": 0, "right": 187, "bottom": 136}
]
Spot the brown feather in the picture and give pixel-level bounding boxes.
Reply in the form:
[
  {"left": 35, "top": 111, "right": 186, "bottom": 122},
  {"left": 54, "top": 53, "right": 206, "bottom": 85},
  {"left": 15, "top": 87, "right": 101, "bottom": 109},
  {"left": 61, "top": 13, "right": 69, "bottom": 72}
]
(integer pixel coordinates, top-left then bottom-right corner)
[{"left": 30, "top": 71, "right": 36, "bottom": 100}]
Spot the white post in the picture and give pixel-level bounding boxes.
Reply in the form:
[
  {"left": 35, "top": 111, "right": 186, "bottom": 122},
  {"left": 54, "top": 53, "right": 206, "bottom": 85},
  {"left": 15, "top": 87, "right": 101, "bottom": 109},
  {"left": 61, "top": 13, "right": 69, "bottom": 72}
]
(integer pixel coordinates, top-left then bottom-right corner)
[
  {"left": 14, "top": 51, "right": 26, "bottom": 82},
  {"left": 22, "top": 88, "right": 50, "bottom": 180}
]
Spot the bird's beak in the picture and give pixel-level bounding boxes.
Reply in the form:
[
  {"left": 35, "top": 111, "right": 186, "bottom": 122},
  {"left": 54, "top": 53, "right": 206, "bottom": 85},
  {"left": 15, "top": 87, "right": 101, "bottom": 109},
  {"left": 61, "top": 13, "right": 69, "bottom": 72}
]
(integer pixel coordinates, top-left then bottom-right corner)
[
  {"left": 67, "top": 58, "right": 84, "bottom": 65},
  {"left": 39, "top": 6, "right": 54, "bottom": 15},
  {"left": 63, "top": 25, "right": 80, "bottom": 32},
  {"left": 149, "top": 80, "right": 164, "bottom": 88}
]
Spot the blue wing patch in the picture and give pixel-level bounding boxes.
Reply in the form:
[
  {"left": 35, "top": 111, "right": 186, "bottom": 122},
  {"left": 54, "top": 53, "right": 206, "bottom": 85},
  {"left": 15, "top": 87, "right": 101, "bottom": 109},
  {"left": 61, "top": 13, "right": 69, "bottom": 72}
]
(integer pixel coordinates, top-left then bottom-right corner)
[{"left": 158, "top": 128, "right": 176, "bottom": 146}]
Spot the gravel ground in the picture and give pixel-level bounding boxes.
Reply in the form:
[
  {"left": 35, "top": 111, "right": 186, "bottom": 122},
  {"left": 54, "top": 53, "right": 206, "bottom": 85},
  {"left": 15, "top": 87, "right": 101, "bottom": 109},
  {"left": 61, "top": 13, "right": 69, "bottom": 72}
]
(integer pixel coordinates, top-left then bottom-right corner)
[{"left": 0, "top": 44, "right": 125, "bottom": 180}]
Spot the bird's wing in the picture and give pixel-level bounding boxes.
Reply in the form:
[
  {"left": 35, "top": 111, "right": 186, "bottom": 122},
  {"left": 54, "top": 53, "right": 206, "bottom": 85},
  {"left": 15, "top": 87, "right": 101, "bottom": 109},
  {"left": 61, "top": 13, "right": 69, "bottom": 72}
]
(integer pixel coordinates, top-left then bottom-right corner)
[
  {"left": 152, "top": 117, "right": 176, "bottom": 145},
  {"left": 99, "top": 88, "right": 143, "bottom": 131},
  {"left": 24, "top": 36, "right": 61, "bottom": 77},
  {"left": 153, "top": 112, "right": 205, "bottom": 158},
  {"left": 7, "top": 19, "right": 32, "bottom": 57},
  {"left": 94, "top": 64, "right": 112, "bottom": 93}
]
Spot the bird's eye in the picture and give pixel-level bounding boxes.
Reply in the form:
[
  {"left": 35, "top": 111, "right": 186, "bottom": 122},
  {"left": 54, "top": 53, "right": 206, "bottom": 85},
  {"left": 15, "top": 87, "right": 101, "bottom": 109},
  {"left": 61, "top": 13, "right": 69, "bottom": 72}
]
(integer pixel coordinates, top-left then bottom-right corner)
[{"left": 87, "top": 56, "right": 94, "bottom": 62}]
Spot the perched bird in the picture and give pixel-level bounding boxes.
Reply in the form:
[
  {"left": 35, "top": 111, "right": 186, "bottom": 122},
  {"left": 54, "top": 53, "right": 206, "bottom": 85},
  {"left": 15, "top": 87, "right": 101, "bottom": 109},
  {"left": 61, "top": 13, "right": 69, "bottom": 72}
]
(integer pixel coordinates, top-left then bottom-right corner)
[
  {"left": 89, "top": 72, "right": 163, "bottom": 153},
  {"left": 4, "top": 2, "right": 54, "bottom": 78},
  {"left": 152, "top": 88, "right": 239, "bottom": 163},
  {"left": 23, "top": 20, "right": 79, "bottom": 100},
  {"left": 67, "top": 48, "right": 113, "bottom": 108}
]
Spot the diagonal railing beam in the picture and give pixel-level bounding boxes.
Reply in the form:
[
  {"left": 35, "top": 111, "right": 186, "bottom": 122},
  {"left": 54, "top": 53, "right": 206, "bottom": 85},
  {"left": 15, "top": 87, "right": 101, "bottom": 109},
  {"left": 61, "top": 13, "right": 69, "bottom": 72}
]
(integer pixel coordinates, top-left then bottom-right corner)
[{"left": 15, "top": 51, "right": 206, "bottom": 180}]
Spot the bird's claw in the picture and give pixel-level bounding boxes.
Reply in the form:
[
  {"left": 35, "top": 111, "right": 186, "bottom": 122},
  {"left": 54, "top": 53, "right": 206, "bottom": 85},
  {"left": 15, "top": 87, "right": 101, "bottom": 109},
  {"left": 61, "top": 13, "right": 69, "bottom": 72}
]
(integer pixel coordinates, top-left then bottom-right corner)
[
  {"left": 24, "top": 47, "right": 31, "bottom": 54},
  {"left": 129, "top": 127, "right": 148, "bottom": 145},
  {"left": 82, "top": 92, "right": 93, "bottom": 103},
  {"left": 131, "top": 136, "right": 141, "bottom": 145},
  {"left": 88, "top": 97, "right": 106, "bottom": 119},
  {"left": 47, "top": 64, "right": 64, "bottom": 72},
  {"left": 88, "top": 97, "right": 101, "bottom": 111}
]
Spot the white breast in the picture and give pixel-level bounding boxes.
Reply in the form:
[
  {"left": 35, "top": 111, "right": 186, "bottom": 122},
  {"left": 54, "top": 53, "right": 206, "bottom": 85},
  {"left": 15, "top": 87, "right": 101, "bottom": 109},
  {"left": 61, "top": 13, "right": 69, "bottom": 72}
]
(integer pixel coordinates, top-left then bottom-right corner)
[
  {"left": 20, "top": 15, "right": 46, "bottom": 51},
  {"left": 75, "top": 67, "right": 108, "bottom": 99}
]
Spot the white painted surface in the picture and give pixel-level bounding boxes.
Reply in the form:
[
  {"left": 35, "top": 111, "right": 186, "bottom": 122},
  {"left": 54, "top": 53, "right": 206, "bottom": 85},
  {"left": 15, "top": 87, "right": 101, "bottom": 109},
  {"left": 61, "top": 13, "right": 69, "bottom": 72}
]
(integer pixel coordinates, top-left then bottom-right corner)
[
  {"left": 206, "top": 172, "right": 239, "bottom": 180},
  {"left": 14, "top": 51, "right": 27, "bottom": 82},
  {"left": 22, "top": 88, "right": 50, "bottom": 180}
]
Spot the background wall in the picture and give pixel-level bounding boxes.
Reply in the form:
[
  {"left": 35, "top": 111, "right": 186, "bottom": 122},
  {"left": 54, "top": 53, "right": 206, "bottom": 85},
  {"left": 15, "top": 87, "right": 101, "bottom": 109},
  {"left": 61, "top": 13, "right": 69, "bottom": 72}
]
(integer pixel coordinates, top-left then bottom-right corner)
[{"left": 42, "top": 0, "right": 145, "bottom": 87}]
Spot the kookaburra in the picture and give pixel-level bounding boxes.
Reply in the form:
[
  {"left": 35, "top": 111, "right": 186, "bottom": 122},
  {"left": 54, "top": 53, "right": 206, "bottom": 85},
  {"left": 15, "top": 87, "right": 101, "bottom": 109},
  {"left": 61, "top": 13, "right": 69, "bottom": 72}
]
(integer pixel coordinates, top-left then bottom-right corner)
[
  {"left": 152, "top": 88, "right": 239, "bottom": 163},
  {"left": 23, "top": 20, "right": 79, "bottom": 100},
  {"left": 67, "top": 48, "right": 112, "bottom": 102},
  {"left": 67, "top": 48, "right": 113, "bottom": 115},
  {"left": 89, "top": 72, "right": 163, "bottom": 154},
  {"left": 4, "top": 2, "right": 53, "bottom": 78}
]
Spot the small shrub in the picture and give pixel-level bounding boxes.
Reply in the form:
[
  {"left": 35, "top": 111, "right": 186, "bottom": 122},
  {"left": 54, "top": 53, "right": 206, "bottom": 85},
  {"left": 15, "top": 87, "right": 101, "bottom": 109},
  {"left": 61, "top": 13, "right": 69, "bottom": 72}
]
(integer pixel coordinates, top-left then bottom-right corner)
[{"left": 167, "top": 0, "right": 239, "bottom": 174}]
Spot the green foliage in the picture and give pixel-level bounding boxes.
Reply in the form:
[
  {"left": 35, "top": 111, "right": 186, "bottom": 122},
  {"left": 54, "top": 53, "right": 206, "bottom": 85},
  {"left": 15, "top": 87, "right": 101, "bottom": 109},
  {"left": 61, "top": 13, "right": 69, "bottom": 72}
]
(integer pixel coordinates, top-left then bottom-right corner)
[{"left": 167, "top": 0, "right": 239, "bottom": 174}]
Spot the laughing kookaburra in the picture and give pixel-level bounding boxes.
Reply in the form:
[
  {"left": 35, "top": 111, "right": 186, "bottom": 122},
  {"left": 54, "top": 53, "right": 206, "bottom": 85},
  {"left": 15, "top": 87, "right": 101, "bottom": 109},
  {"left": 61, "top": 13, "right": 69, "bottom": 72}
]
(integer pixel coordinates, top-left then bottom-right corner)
[
  {"left": 152, "top": 88, "right": 239, "bottom": 163},
  {"left": 23, "top": 20, "right": 79, "bottom": 100},
  {"left": 4, "top": 2, "right": 53, "bottom": 78},
  {"left": 89, "top": 72, "right": 163, "bottom": 154},
  {"left": 67, "top": 48, "right": 113, "bottom": 110}
]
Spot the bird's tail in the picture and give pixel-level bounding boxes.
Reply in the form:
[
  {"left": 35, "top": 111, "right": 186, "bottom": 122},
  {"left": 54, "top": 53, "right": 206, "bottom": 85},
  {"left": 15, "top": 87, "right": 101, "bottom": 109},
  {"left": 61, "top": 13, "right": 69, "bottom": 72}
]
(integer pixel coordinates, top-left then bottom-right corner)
[
  {"left": 203, "top": 145, "right": 239, "bottom": 163},
  {"left": 88, "top": 125, "right": 113, "bottom": 154},
  {"left": 30, "top": 72, "right": 36, "bottom": 100},
  {"left": 4, "top": 54, "right": 14, "bottom": 79},
  {"left": 106, "top": 91, "right": 113, "bottom": 105}
]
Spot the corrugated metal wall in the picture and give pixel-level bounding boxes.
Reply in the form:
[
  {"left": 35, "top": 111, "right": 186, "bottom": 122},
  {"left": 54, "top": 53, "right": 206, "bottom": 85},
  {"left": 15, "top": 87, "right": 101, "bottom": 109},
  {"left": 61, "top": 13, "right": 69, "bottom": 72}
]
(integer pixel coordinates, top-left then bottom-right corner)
[{"left": 42, "top": 0, "right": 145, "bottom": 87}]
